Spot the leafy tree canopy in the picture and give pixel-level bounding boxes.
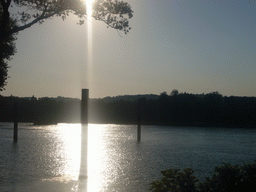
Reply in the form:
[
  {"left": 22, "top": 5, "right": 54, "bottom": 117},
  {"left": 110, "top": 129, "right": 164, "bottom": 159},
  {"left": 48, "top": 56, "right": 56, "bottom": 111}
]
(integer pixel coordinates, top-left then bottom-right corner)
[
  {"left": 0, "top": 11, "right": 16, "bottom": 91},
  {"left": 247, "top": 0, "right": 256, "bottom": 6},
  {"left": 0, "top": 0, "right": 133, "bottom": 90},
  {"left": 1, "top": 0, "right": 133, "bottom": 40}
]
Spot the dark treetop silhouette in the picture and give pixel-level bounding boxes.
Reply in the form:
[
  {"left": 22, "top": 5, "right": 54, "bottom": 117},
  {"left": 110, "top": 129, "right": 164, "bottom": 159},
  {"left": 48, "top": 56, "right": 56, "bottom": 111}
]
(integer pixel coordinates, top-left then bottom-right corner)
[
  {"left": 0, "top": 12, "right": 16, "bottom": 91},
  {"left": 1, "top": 91, "right": 256, "bottom": 128},
  {"left": 0, "top": 0, "right": 133, "bottom": 90}
]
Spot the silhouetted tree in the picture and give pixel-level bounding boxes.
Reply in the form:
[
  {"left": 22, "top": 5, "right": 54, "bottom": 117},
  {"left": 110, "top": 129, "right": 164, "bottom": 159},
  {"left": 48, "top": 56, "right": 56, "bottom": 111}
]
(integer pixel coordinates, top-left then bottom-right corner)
[
  {"left": 0, "top": 12, "right": 16, "bottom": 90},
  {"left": 202, "top": 91, "right": 223, "bottom": 126},
  {"left": 0, "top": 0, "right": 133, "bottom": 89},
  {"left": 150, "top": 161, "right": 256, "bottom": 192},
  {"left": 1, "top": 92, "right": 255, "bottom": 127},
  {"left": 149, "top": 168, "right": 198, "bottom": 192},
  {"left": 247, "top": 0, "right": 256, "bottom": 6},
  {"left": 170, "top": 89, "right": 179, "bottom": 96}
]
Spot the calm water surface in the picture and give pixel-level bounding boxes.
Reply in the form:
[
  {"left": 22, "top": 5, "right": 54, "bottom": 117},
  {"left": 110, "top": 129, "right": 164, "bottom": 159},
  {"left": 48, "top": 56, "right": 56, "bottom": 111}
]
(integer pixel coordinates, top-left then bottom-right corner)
[{"left": 1, "top": 123, "right": 256, "bottom": 191}]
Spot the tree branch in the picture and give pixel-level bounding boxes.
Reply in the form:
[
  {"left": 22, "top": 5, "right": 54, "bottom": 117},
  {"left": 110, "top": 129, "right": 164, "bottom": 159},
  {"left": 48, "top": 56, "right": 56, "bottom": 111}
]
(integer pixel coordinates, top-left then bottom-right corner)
[
  {"left": 5, "top": 8, "right": 59, "bottom": 37},
  {"left": 0, "top": 0, "right": 12, "bottom": 42}
]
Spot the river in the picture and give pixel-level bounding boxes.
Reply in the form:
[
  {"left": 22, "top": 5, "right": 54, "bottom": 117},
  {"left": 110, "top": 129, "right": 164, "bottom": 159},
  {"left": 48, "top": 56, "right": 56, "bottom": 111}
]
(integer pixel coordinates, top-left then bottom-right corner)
[{"left": 1, "top": 123, "right": 256, "bottom": 191}]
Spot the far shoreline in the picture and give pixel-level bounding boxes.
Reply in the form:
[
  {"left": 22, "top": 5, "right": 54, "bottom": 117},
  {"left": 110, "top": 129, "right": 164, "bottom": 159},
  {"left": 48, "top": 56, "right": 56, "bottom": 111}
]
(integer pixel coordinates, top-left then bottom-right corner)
[{"left": 1, "top": 121, "right": 254, "bottom": 129}]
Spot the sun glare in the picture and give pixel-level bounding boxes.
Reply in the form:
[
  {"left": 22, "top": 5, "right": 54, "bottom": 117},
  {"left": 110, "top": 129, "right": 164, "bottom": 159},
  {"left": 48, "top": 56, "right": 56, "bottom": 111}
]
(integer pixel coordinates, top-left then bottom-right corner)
[
  {"left": 85, "top": 0, "right": 94, "bottom": 19},
  {"left": 85, "top": 0, "right": 94, "bottom": 90},
  {"left": 53, "top": 123, "right": 107, "bottom": 191}
]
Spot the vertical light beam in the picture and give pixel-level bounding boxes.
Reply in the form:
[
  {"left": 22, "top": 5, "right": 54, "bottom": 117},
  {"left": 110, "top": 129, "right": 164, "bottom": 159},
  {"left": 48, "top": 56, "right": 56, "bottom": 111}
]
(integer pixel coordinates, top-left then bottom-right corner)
[
  {"left": 80, "top": 0, "right": 94, "bottom": 180},
  {"left": 86, "top": 0, "right": 93, "bottom": 90}
]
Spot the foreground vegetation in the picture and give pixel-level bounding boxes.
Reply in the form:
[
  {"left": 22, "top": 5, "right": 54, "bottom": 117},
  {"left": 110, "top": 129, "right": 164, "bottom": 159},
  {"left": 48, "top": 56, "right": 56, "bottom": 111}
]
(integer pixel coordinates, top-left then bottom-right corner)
[{"left": 149, "top": 161, "right": 256, "bottom": 192}]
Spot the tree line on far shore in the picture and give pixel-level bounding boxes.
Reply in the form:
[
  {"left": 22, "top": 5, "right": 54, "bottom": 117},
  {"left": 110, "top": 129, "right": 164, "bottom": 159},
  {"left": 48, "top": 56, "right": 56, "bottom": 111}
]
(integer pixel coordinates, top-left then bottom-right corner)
[{"left": 0, "top": 90, "right": 256, "bottom": 128}]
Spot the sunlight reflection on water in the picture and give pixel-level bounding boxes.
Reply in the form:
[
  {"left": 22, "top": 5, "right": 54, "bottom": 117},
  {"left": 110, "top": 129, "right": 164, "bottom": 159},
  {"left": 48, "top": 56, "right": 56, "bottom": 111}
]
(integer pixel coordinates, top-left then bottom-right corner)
[
  {"left": 42, "top": 124, "right": 111, "bottom": 191},
  {"left": 1, "top": 123, "right": 256, "bottom": 192},
  {"left": 87, "top": 124, "right": 108, "bottom": 191},
  {"left": 56, "top": 124, "right": 81, "bottom": 180},
  {"left": 43, "top": 124, "right": 118, "bottom": 191}
]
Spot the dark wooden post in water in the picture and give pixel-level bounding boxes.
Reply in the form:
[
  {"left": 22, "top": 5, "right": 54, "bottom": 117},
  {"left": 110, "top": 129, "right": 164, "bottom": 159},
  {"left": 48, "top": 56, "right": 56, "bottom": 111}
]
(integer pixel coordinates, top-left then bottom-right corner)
[
  {"left": 137, "top": 115, "right": 141, "bottom": 142},
  {"left": 81, "top": 89, "right": 89, "bottom": 125},
  {"left": 13, "top": 101, "right": 18, "bottom": 142},
  {"left": 80, "top": 89, "right": 89, "bottom": 178}
]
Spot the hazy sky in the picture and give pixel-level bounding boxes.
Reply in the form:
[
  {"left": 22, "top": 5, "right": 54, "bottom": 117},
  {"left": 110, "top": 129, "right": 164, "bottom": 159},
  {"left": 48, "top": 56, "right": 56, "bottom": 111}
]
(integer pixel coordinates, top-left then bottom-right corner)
[{"left": 1, "top": 0, "right": 256, "bottom": 98}]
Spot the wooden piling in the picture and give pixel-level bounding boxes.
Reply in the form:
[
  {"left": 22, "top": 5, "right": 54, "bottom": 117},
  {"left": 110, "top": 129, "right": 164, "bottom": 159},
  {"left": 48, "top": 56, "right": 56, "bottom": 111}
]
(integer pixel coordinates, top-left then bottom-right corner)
[
  {"left": 13, "top": 101, "right": 18, "bottom": 142},
  {"left": 80, "top": 89, "right": 89, "bottom": 178},
  {"left": 137, "top": 115, "right": 141, "bottom": 142},
  {"left": 81, "top": 89, "right": 89, "bottom": 125}
]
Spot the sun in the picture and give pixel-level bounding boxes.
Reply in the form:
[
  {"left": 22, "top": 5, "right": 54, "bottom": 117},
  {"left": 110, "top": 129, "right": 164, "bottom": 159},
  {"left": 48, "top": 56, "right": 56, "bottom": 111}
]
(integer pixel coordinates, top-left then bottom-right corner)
[{"left": 85, "top": 0, "right": 94, "bottom": 19}]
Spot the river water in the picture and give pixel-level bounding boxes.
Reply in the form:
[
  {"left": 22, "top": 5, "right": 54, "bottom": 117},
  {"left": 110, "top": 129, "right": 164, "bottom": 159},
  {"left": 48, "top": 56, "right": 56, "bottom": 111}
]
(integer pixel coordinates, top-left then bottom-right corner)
[{"left": 1, "top": 123, "right": 256, "bottom": 192}]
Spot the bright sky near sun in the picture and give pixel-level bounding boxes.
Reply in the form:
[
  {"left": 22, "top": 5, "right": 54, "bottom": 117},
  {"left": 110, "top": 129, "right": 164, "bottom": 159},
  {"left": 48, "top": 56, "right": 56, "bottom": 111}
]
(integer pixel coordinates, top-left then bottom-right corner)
[{"left": 1, "top": 0, "right": 256, "bottom": 98}]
